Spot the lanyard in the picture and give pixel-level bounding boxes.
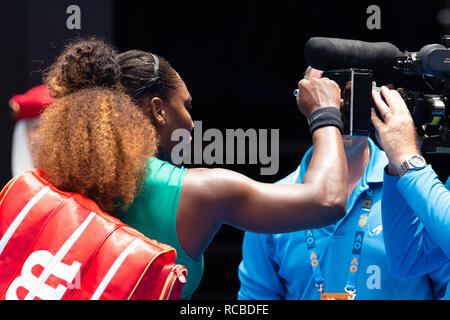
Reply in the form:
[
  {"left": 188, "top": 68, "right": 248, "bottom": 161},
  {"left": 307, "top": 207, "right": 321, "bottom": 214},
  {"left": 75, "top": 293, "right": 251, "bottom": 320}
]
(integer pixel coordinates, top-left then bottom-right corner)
[{"left": 305, "top": 186, "right": 375, "bottom": 298}]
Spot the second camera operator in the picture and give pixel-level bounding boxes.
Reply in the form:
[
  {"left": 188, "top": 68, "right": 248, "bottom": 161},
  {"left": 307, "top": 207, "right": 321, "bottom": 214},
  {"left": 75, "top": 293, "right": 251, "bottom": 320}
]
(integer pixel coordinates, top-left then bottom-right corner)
[{"left": 371, "top": 86, "right": 450, "bottom": 291}]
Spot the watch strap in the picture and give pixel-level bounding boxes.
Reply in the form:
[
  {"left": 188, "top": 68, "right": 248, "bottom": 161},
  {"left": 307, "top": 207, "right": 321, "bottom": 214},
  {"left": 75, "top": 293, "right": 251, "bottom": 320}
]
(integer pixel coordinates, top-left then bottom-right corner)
[{"left": 399, "top": 161, "right": 410, "bottom": 177}]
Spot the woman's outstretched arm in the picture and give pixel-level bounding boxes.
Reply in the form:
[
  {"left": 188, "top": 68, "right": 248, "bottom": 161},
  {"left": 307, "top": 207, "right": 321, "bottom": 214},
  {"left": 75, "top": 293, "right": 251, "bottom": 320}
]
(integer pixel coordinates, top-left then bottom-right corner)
[{"left": 178, "top": 77, "right": 347, "bottom": 259}]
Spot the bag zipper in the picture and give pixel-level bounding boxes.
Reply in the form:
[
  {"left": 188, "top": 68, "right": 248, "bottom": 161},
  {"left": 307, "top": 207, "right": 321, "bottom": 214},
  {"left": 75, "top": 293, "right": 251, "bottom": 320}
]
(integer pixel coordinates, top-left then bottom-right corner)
[{"left": 159, "top": 265, "right": 187, "bottom": 300}]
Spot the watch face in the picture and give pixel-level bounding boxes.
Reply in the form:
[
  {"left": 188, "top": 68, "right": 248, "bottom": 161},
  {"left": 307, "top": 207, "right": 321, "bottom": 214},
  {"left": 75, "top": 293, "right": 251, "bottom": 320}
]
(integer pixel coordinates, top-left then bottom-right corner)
[{"left": 408, "top": 155, "right": 426, "bottom": 168}]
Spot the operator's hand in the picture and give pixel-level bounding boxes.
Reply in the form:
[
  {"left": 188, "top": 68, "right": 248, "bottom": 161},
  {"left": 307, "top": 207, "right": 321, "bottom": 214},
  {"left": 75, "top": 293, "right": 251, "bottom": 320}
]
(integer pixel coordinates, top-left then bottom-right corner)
[
  {"left": 296, "top": 77, "right": 341, "bottom": 120},
  {"left": 371, "top": 86, "right": 420, "bottom": 176}
]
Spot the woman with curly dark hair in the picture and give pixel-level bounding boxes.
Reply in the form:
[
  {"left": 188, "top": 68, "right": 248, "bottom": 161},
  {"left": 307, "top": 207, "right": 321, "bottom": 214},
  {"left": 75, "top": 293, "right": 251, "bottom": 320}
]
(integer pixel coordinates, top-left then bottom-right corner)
[
  {"left": 38, "top": 38, "right": 348, "bottom": 299},
  {"left": 36, "top": 39, "right": 158, "bottom": 214}
]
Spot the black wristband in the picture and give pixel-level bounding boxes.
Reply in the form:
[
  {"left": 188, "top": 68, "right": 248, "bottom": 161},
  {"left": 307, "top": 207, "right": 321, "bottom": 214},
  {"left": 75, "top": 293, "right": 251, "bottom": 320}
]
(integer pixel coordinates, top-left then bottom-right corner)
[{"left": 309, "top": 107, "right": 343, "bottom": 135}]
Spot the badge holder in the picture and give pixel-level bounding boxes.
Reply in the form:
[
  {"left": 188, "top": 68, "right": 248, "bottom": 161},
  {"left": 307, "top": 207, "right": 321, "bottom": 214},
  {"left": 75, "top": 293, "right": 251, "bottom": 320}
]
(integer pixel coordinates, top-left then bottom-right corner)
[{"left": 319, "top": 286, "right": 356, "bottom": 300}]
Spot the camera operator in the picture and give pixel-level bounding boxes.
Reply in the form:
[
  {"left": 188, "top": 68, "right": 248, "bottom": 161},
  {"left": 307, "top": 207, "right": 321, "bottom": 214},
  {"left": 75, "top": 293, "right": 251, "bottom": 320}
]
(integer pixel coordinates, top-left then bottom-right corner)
[{"left": 371, "top": 86, "right": 450, "bottom": 290}]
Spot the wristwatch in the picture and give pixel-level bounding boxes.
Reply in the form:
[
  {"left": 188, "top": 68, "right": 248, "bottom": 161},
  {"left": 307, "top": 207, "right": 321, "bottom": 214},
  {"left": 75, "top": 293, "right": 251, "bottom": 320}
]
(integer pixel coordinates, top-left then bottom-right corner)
[{"left": 398, "top": 154, "right": 427, "bottom": 177}]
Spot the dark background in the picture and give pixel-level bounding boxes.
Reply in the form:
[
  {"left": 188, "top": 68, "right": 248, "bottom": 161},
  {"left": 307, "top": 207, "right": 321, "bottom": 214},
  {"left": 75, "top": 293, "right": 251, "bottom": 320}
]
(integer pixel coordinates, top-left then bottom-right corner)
[{"left": 0, "top": 0, "right": 449, "bottom": 300}]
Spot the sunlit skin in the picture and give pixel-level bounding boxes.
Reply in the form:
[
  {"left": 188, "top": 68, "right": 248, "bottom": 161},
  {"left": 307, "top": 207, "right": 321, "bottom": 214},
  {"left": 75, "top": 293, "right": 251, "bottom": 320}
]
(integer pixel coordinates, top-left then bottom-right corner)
[{"left": 371, "top": 86, "right": 420, "bottom": 176}]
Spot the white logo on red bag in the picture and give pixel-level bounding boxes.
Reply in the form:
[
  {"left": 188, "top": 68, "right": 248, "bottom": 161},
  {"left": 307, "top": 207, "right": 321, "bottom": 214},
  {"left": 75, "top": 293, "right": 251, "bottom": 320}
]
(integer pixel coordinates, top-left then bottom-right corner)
[{"left": 6, "top": 250, "right": 81, "bottom": 300}]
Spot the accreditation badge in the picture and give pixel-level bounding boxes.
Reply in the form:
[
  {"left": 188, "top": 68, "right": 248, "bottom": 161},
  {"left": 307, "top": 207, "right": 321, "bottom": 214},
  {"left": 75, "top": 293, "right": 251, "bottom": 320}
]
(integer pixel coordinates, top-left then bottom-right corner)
[{"left": 320, "top": 292, "right": 355, "bottom": 300}]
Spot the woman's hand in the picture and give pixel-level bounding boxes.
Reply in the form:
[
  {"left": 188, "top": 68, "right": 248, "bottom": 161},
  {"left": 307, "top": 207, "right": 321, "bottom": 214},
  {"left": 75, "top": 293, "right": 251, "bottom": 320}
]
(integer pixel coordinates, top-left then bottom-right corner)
[{"left": 296, "top": 77, "right": 341, "bottom": 121}]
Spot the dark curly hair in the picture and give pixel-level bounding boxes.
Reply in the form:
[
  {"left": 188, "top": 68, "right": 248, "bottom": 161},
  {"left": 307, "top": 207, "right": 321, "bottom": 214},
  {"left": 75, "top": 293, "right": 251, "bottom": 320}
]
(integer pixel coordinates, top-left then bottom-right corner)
[
  {"left": 45, "top": 37, "right": 182, "bottom": 108},
  {"left": 44, "top": 37, "right": 123, "bottom": 97},
  {"left": 37, "top": 38, "right": 159, "bottom": 214}
]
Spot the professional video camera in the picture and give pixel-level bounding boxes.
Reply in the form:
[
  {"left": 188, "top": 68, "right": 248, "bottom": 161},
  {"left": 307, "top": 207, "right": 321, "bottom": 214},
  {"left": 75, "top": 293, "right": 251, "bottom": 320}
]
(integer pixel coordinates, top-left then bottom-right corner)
[{"left": 304, "top": 36, "right": 450, "bottom": 154}]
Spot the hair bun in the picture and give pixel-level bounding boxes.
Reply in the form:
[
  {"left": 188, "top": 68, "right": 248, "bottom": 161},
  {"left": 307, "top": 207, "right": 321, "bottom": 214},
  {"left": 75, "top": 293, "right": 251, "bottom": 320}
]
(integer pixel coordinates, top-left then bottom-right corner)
[{"left": 45, "top": 37, "right": 122, "bottom": 97}]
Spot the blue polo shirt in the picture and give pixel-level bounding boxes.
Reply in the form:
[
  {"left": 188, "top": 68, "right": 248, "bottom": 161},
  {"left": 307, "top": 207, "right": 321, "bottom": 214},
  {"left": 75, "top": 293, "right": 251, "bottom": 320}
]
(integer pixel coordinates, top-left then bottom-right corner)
[
  {"left": 382, "top": 165, "right": 450, "bottom": 280},
  {"left": 238, "top": 138, "right": 450, "bottom": 300}
]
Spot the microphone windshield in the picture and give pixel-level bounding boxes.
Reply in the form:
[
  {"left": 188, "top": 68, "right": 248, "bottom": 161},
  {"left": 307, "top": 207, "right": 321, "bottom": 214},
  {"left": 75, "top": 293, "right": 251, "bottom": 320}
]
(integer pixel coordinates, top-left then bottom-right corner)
[{"left": 304, "top": 37, "right": 403, "bottom": 74}]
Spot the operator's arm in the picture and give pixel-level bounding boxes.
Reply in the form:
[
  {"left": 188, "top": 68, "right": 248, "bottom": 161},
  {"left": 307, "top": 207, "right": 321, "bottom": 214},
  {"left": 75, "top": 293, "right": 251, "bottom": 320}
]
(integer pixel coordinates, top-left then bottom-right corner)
[
  {"left": 382, "top": 167, "right": 448, "bottom": 278},
  {"left": 396, "top": 166, "right": 450, "bottom": 258}
]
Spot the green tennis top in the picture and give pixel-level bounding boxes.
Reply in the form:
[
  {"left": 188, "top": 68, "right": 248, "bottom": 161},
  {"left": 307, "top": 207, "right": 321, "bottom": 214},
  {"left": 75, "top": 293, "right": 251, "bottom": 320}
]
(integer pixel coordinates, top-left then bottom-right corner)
[{"left": 118, "top": 157, "right": 204, "bottom": 300}]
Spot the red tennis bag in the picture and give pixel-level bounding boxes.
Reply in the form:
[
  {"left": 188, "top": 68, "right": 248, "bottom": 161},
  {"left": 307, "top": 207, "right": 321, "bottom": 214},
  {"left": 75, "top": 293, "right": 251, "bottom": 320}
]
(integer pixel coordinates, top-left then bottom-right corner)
[{"left": 0, "top": 169, "right": 187, "bottom": 300}]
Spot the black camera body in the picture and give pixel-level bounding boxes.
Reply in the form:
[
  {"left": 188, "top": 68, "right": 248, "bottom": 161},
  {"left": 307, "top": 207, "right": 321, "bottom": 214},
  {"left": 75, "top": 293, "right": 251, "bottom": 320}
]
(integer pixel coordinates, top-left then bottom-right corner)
[{"left": 316, "top": 36, "right": 450, "bottom": 154}]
